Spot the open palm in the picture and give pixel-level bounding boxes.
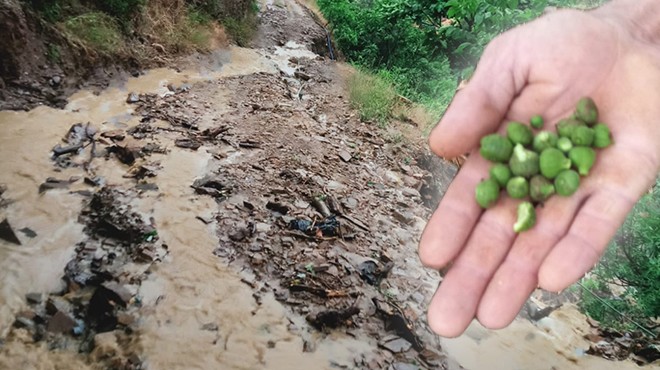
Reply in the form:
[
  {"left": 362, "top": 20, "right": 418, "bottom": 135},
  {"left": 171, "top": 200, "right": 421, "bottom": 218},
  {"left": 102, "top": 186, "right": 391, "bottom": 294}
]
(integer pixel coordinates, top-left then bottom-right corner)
[{"left": 419, "top": 8, "right": 660, "bottom": 337}]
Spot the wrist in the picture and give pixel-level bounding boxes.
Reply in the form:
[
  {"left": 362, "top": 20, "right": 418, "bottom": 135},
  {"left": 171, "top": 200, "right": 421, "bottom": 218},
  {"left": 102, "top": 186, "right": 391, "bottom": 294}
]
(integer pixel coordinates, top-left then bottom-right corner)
[{"left": 595, "top": 0, "right": 660, "bottom": 47}]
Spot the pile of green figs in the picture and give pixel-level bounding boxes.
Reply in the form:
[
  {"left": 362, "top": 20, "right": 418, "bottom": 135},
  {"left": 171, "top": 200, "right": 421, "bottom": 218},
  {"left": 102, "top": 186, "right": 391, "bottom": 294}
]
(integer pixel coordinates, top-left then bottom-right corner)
[{"left": 475, "top": 97, "right": 613, "bottom": 233}]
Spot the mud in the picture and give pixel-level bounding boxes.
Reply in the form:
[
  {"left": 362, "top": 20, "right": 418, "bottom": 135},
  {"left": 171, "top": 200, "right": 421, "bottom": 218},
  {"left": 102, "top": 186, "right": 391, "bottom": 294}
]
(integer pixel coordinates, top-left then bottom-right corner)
[{"left": 0, "top": 1, "right": 655, "bottom": 369}]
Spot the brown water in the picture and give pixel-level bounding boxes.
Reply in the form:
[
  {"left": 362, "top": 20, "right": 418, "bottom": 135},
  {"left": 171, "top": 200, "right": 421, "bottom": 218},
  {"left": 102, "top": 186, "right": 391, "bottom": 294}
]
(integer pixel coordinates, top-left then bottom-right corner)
[
  {"left": 442, "top": 305, "right": 643, "bottom": 370},
  {"left": 0, "top": 44, "right": 645, "bottom": 369}
]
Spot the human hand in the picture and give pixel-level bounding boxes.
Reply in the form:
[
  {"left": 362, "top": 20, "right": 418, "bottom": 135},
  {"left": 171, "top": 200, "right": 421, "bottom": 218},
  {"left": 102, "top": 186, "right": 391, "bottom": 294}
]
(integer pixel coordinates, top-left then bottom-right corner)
[{"left": 419, "top": 1, "right": 660, "bottom": 337}]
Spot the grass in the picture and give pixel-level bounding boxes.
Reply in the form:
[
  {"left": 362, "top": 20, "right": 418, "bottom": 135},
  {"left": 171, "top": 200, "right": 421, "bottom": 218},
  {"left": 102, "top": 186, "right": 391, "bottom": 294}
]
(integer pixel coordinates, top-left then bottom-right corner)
[
  {"left": 223, "top": 14, "right": 258, "bottom": 47},
  {"left": 347, "top": 69, "right": 396, "bottom": 127},
  {"left": 63, "top": 12, "right": 124, "bottom": 54},
  {"left": 46, "top": 43, "right": 62, "bottom": 64},
  {"left": 139, "top": 1, "right": 216, "bottom": 52}
]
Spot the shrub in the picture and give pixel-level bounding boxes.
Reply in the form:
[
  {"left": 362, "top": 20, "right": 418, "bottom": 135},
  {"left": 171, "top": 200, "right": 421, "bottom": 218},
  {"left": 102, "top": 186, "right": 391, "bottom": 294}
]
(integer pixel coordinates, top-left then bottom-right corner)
[
  {"left": 63, "top": 12, "right": 124, "bottom": 54},
  {"left": 579, "top": 178, "right": 660, "bottom": 331},
  {"left": 347, "top": 69, "right": 396, "bottom": 126},
  {"left": 222, "top": 14, "right": 258, "bottom": 47},
  {"left": 94, "top": 0, "right": 144, "bottom": 20}
]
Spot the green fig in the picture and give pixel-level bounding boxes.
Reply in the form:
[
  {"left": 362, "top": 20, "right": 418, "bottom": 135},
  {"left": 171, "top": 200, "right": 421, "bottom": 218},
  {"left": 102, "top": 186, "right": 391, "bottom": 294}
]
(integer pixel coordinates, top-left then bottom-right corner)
[
  {"left": 509, "top": 144, "right": 539, "bottom": 177},
  {"left": 556, "top": 117, "right": 585, "bottom": 138},
  {"left": 514, "top": 201, "right": 536, "bottom": 233},
  {"left": 475, "top": 178, "right": 501, "bottom": 209},
  {"left": 571, "top": 125, "right": 595, "bottom": 146},
  {"left": 507, "top": 176, "right": 529, "bottom": 199},
  {"left": 554, "top": 170, "right": 580, "bottom": 196},
  {"left": 480, "top": 134, "right": 514, "bottom": 163},
  {"left": 593, "top": 123, "right": 613, "bottom": 148},
  {"left": 507, "top": 121, "right": 534, "bottom": 146},
  {"left": 575, "top": 97, "right": 598, "bottom": 126},
  {"left": 530, "top": 175, "right": 555, "bottom": 202},
  {"left": 490, "top": 163, "right": 512, "bottom": 187},
  {"left": 530, "top": 115, "right": 544, "bottom": 130},
  {"left": 540, "top": 148, "right": 572, "bottom": 179},
  {"left": 556, "top": 137, "right": 573, "bottom": 153},
  {"left": 533, "top": 131, "right": 558, "bottom": 153},
  {"left": 569, "top": 146, "right": 596, "bottom": 176}
]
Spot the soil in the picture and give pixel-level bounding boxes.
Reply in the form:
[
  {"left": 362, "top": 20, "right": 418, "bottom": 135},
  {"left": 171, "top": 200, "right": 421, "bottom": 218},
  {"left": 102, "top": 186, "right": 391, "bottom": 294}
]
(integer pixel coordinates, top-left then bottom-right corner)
[{"left": 0, "top": 0, "right": 657, "bottom": 369}]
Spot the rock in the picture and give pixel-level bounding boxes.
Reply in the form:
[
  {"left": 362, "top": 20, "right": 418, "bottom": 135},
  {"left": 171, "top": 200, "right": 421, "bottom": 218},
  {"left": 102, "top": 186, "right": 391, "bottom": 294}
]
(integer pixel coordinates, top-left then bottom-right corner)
[
  {"left": 419, "top": 349, "right": 444, "bottom": 367},
  {"left": 102, "top": 281, "right": 133, "bottom": 305},
  {"left": 18, "top": 227, "right": 37, "bottom": 238},
  {"left": 391, "top": 363, "right": 419, "bottom": 370},
  {"left": 101, "top": 130, "right": 126, "bottom": 141},
  {"left": 392, "top": 210, "right": 414, "bottom": 225},
  {"left": 338, "top": 150, "right": 352, "bottom": 162},
  {"left": 126, "top": 93, "right": 139, "bottom": 103},
  {"left": 25, "top": 292, "right": 42, "bottom": 304},
  {"left": 175, "top": 138, "right": 202, "bottom": 150},
  {"left": 379, "top": 336, "right": 412, "bottom": 353},
  {"left": 0, "top": 218, "right": 21, "bottom": 245},
  {"left": 294, "top": 70, "right": 311, "bottom": 81},
  {"left": 274, "top": 289, "right": 289, "bottom": 301},
  {"left": 342, "top": 197, "right": 358, "bottom": 209},
  {"left": 251, "top": 253, "right": 264, "bottom": 265},
  {"left": 293, "top": 199, "right": 309, "bottom": 209},
  {"left": 201, "top": 322, "right": 218, "bottom": 331},
  {"left": 266, "top": 201, "right": 289, "bottom": 215},
  {"left": 326, "top": 180, "right": 343, "bottom": 190},
  {"left": 255, "top": 223, "right": 271, "bottom": 233},
  {"left": 46, "top": 296, "right": 72, "bottom": 315},
  {"left": 50, "top": 76, "right": 61, "bottom": 86},
  {"left": 47, "top": 311, "right": 76, "bottom": 333},
  {"left": 401, "top": 187, "right": 420, "bottom": 198},
  {"left": 116, "top": 312, "right": 135, "bottom": 326}
]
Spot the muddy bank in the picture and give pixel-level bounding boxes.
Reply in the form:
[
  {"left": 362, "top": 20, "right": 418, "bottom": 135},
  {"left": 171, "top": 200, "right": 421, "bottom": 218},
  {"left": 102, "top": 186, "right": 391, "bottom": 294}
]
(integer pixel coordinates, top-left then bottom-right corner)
[{"left": 0, "top": 0, "right": 255, "bottom": 112}]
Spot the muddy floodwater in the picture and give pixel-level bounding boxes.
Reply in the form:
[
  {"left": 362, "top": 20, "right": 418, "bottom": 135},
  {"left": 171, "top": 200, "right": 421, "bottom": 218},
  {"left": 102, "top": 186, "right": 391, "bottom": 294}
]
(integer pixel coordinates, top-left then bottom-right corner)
[{"left": 0, "top": 2, "right": 651, "bottom": 368}]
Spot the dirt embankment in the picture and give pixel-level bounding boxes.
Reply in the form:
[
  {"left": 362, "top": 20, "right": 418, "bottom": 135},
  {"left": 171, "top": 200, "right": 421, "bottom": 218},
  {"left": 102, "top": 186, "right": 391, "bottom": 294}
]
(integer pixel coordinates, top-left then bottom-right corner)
[{"left": 0, "top": 0, "right": 254, "bottom": 111}]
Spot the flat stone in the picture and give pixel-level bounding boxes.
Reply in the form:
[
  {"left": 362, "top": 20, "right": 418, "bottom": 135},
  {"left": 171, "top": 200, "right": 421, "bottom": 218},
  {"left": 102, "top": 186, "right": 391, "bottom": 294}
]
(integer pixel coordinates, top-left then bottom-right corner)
[
  {"left": 102, "top": 281, "right": 133, "bottom": 305},
  {"left": 392, "top": 210, "right": 414, "bottom": 225},
  {"left": 338, "top": 150, "right": 352, "bottom": 162},
  {"left": 201, "top": 322, "right": 219, "bottom": 331},
  {"left": 117, "top": 312, "right": 135, "bottom": 326},
  {"left": 25, "top": 292, "right": 42, "bottom": 304},
  {"left": 391, "top": 363, "right": 419, "bottom": 370},
  {"left": 342, "top": 197, "right": 358, "bottom": 209},
  {"left": 379, "top": 337, "right": 412, "bottom": 353},
  {"left": 0, "top": 218, "right": 21, "bottom": 245},
  {"left": 46, "top": 296, "right": 72, "bottom": 315},
  {"left": 401, "top": 187, "right": 420, "bottom": 198},
  {"left": 47, "top": 311, "right": 76, "bottom": 333},
  {"left": 326, "top": 180, "right": 343, "bottom": 190}
]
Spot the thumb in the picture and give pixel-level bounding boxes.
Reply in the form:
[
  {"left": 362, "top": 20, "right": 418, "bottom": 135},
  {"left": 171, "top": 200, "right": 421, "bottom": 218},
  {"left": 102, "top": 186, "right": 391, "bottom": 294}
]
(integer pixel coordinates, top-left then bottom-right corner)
[{"left": 429, "top": 35, "right": 522, "bottom": 158}]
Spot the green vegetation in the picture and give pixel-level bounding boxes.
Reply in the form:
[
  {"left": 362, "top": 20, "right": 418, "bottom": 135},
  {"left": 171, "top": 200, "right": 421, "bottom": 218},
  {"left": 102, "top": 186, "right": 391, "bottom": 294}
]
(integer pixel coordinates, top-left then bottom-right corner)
[
  {"left": 24, "top": 0, "right": 259, "bottom": 60},
  {"left": 317, "top": 0, "right": 605, "bottom": 127},
  {"left": 46, "top": 43, "right": 61, "bottom": 63},
  {"left": 63, "top": 12, "right": 124, "bottom": 54},
  {"left": 579, "top": 178, "right": 660, "bottom": 332},
  {"left": 348, "top": 69, "right": 397, "bottom": 126},
  {"left": 222, "top": 15, "right": 258, "bottom": 47}
]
